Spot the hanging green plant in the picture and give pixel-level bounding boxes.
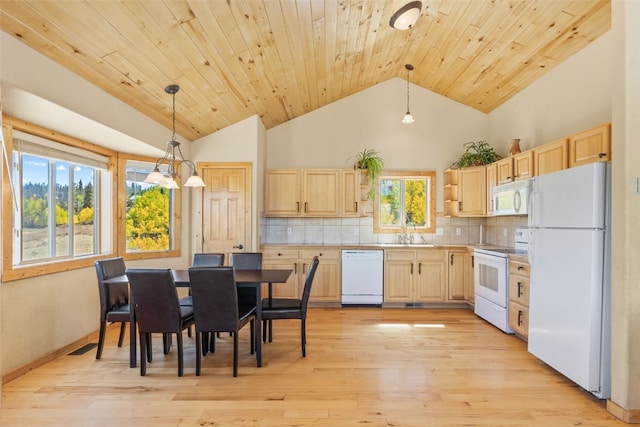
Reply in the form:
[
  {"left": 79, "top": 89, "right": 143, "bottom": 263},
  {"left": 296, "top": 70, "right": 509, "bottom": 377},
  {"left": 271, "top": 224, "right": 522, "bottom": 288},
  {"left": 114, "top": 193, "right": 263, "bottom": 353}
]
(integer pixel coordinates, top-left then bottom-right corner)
[
  {"left": 349, "top": 148, "right": 384, "bottom": 201},
  {"left": 451, "top": 140, "right": 501, "bottom": 168}
]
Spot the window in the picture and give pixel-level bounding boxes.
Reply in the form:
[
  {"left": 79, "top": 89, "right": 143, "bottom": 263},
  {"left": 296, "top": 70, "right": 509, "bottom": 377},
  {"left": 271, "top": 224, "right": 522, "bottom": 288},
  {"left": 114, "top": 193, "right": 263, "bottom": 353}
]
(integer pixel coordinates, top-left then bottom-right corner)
[
  {"left": 374, "top": 171, "right": 436, "bottom": 233},
  {"left": 124, "top": 160, "right": 174, "bottom": 252},
  {"left": 10, "top": 130, "right": 108, "bottom": 266}
]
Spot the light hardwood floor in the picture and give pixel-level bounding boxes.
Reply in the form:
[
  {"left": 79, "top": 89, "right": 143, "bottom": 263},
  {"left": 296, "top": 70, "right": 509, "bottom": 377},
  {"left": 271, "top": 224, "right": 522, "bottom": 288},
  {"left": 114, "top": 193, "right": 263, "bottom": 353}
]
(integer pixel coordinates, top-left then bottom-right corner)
[{"left": 0, "top": 308, "right": 623, "bottom": 426}]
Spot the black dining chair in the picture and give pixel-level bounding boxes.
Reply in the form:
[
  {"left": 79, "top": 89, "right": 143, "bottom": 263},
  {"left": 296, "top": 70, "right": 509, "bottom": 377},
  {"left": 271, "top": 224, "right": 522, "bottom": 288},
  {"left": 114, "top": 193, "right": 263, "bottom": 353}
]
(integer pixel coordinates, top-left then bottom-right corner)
[
  {"left": 188, "top": 267, "right": 256, "bottom": 377},
  {"left": 94, "top": 257, "right": 130, "bottom": 360},
  {"left": 192, "top": 253, "right": 225, "bottom": 267},
  {"left": 125, "top": 268, "right": 195, "bottom": 377},
  {"left": 261, "top": 256, "right": 319, "bottom": 357},
  {"left": 230, "top": 252, "right": 262, "bottom": 338}
]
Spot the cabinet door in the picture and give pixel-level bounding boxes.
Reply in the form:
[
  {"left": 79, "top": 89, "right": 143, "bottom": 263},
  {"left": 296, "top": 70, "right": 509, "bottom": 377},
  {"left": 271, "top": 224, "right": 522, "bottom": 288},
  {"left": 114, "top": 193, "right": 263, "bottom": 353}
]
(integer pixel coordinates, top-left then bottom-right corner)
[
  {"left": 485, "top": 164, "right": 497, "bottom": 215},
  {"left": 415, "top": 251, "right": 446, "bottom": 302},
  {"left": 459, "top": 166, "right": 487, "bottom": 216},
  {"left": 302, "top": 170, "right": 340, "bottom": 216},
  {"left": 569, "top": 123, "right": 611, "bottom": 167},
  {"left": 262, "top": 259, "right": 300, "bottom": 298},
  {"left": 384, "top": 261, "right": 413, "bottom": 301},
  {"left": 340, "top": 170, "right": 360, "bottom": 216},
  {"left": 447, "top": 251, "right": 465, "bottom": 301},
  {"left": 496, "top": 157, "right": 513, "bottom": 184},
  {"left": 301, "top": 249, "right": 341, "bottom": 302},
  {"left": 464, "top": 252, "right": 475, "bottom": 303},
  {"left": 513, "top": 151, "right": 534, "bottom": 180},
  {"left": 534, "top": 138, "right": 568, "bottom": 176},
  {"left": 264, "top": 170, "right": 301, "bottom": 216}
]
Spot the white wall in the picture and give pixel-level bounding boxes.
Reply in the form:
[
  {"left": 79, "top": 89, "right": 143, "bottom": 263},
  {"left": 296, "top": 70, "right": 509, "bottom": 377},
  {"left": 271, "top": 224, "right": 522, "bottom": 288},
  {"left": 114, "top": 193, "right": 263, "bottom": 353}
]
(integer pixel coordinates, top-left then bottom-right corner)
[{"left": 266, "top": 78, "right": 489, "bottom": 213}]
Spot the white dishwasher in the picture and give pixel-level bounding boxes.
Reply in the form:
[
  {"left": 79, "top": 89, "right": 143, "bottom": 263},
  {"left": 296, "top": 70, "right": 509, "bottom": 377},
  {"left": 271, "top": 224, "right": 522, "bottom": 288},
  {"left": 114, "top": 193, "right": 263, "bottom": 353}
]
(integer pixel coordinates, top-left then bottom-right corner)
[{"left": 341, "top": 250, "right": 384, "bottom": 305}]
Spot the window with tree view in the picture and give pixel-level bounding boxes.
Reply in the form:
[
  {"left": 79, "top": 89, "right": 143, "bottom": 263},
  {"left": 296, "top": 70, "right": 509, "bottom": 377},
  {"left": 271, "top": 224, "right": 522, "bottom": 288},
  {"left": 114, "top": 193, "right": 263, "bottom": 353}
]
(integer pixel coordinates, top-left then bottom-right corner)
[
  {"left": 375, "top": 171, "right": 436, "bottom": 233},
  {"left": 125, "top": 160, "right": 175, "bottom": 252},
  {"left": 12, "top": 134, "right": 105, "bottom": 265}
]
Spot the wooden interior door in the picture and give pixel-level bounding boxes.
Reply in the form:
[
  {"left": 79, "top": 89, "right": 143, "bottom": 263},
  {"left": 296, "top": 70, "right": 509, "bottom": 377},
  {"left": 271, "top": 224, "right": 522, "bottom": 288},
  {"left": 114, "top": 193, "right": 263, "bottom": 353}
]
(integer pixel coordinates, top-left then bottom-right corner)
[{"left": 201, "top": 164, "right": 251, "bottom": 255}]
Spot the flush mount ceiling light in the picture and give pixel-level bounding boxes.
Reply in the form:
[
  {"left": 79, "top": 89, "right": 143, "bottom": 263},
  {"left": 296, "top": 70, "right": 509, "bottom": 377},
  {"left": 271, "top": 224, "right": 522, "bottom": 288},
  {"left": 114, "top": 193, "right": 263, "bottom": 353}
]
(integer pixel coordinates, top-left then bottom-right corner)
[
  {"left": 389, "top": 1, "right": 422, "bottom": 30},
  {"left": 144, "top": 84, "right": 205, "bottom": 189},
  {"left": 402, "top": 64, "right": 415, "bottom": 124}
]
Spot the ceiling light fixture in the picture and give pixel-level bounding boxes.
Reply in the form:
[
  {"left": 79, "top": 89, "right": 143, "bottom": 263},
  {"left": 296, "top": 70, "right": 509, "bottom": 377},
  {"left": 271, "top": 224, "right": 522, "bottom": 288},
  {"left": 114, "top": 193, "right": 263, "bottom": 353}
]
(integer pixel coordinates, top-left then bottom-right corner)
[
  {"left": 144, "top": 84, "right": 205, "bottom": 189},
  {"left": 389, "top": 1, "right": 422, "bottom": 30},
  {"left": 402, "top": 64, "right": 415, "bottom": 124}
]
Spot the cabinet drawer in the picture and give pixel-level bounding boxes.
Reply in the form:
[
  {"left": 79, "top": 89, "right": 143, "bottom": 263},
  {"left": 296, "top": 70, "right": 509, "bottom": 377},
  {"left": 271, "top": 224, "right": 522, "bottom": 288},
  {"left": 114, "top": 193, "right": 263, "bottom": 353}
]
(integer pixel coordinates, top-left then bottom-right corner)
[
  {"left": 263, "top": 249, "right": 299, "bottom": 260},
  {"left": 509, "top": 302, "right": 529, "bottom": 337},
  {"left": 416, "top": 250, "right": 446, "bottom": 262},
  {"left": 509, "top": 260, "right": 530, "bottom": 276},
  {"left": 300, "top": 249, "right": 340, "bottom": 260},
  {"left": 385, "top": 250, "right": 415, "bottom": 261},
  {"left": 509, "top": 275, "right": 530, "bottom": 306}
]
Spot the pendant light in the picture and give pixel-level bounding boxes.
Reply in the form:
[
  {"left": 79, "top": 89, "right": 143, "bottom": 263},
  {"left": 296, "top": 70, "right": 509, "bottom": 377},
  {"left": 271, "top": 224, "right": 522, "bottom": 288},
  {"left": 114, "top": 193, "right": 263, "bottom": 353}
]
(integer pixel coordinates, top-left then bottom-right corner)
[
  {"left": 389, "top": 1, "right": 422, "bottom": 30},
  {"left": 402, "top": 64, "right": 415, "bottom": 124},
  {"left": 144, "top": 84, "right": 205, "bottom": 189}
]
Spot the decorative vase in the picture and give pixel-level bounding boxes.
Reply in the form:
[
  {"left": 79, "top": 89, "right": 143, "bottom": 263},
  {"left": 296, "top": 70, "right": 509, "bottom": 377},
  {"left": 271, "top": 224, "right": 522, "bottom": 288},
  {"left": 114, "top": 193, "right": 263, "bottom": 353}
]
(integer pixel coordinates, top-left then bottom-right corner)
[{"left": 509, "top": 139, "right": 521, "bottom": 156}]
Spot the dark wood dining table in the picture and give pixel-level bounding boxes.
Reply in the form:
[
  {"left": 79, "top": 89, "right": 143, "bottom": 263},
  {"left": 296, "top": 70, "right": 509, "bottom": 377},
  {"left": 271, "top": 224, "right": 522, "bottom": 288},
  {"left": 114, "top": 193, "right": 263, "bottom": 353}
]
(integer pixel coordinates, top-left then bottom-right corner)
[{"left": 103, "top": 268, "right": 292, "bottom": 369}]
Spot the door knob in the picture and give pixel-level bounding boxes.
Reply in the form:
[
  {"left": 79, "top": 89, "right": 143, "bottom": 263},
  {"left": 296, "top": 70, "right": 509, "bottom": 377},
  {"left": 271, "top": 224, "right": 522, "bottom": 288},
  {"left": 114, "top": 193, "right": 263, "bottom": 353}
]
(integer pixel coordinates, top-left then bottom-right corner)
[{"left": 233, "top": 244, "right": 244, "bottom": 249}]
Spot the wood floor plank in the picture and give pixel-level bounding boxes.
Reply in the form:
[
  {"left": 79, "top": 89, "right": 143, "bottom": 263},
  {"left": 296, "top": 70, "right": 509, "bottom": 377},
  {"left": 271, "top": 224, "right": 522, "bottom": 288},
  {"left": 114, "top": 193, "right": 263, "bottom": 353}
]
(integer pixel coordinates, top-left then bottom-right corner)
[{"left": 0, "top": 308, "right": 623, "bottom": 426}]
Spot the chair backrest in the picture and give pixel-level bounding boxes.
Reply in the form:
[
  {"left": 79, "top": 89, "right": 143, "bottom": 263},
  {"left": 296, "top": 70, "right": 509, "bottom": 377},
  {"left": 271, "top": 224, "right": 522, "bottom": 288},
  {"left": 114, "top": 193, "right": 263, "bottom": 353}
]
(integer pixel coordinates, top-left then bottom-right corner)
[
  {"left": 300, "top": 256, "right": 320, "bottom": 316},
  {"left": 125, "top": 268, "right": 183, "bottom": 334},
  {"left": 230, "top": 252, "right": 262, "bottom": 270},
  {"left": 188, "top": 267, "right": 239, "bottom": 333},
  {"left": 192, "top": 253, "right": 225, "bottom": 267},
  {"left": 95, "top": 257, "right": 128, "bottom": 320}
]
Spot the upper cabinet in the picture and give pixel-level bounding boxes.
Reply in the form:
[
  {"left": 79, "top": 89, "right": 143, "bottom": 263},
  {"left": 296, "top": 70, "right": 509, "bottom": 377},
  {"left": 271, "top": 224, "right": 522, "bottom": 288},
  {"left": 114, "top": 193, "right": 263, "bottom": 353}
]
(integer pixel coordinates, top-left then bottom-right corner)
[
  {"left": 512, "top": 150, "right": 534, "bottom": 180},
  {"left": 534, "top": 138, "right": 568, "bottom": 176},
  {"left": 486, "top": 163, "right": 497, "bottom": 215},
  {"left": 569, "top": 122, "right": 611, "bottom": 167},
  {"left": 495, "top": 157, "right": 513, "bottom": 184},
  {"left": 443, "top": 169, "right": 459, "bottom": 217},
  {"left": 458, "top": 166, "right": 487, "bottom": 216},
  {"left": 264, "top": 169, "right": 358, "bottom": 217}
]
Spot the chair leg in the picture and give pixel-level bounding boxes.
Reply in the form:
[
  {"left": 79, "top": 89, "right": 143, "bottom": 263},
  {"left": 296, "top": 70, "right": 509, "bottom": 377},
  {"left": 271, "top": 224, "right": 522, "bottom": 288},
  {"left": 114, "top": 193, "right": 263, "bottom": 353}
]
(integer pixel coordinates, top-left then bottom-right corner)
[
  {"left": 177, "top": 332, "right": 184, "bottom": 377},
  {"left": 262, "top": 320, "right": 267, "bottom": 343},
  {"left": 195, "top": 332, "right": 202, "bottom": 376},
  {"left": 301, "top": 319, "right": 306, "bottom": 358},
  {"left": 233, "top": 332, "right": 239, "bottom": 377},
  {"left": 187, "top": 325, "right": 192, "bottom": 338},
  {"left": 210, "top": 332, "right": 216, "bottom": 353},
  {"left": 201, "top": 332, "right": 209, "bottom": 356},
  {"left": 117, "top": 322, "right": 126, "bottom": 347},
  {"left": 268, "top": 319, "right": 273, "bottom": 342},
  {"left": 163, "top": 333, "right": 171, "bottom": 355},
  {"left": 146, "top": 334, "right": 153, "bottom": 363},
  {"left": 96, "top": 321, "right": 107, "bottom": 359},
  {"left": 250, "top": 320, "right": 255, "bottom": 355},
  {"left": 139, "top": 332, "right": 147, "bottom": 376}
]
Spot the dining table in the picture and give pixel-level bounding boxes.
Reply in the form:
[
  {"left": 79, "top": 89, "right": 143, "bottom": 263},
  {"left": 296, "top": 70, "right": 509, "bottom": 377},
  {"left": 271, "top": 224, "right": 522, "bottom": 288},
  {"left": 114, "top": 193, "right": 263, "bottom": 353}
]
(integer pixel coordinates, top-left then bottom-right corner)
[{"left": 103, "top": 268, "right": 292, "bottom": 369}]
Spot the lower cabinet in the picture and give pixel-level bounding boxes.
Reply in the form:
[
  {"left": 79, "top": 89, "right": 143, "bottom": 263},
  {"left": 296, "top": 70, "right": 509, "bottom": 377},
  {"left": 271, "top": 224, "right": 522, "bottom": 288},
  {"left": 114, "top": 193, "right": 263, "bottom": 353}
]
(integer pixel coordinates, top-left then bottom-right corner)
[
  {"left": 384, "top": 250, "right": 446, "bottom": 303},
  {"left": 447, "top": 249, "right": 475, "bottom": 303},
  {"left": 508, "top": 257, "right": 530, "bottom": 338},
  {"left": 262, "top": 247, "right": 340, "bottom": 303}
]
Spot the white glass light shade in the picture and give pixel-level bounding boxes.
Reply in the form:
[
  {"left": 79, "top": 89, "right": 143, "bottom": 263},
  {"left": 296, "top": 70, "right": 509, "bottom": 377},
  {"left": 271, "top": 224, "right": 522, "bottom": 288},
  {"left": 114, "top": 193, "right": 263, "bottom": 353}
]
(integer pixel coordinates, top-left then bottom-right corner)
[
  {"left": 402, "top": 113, "right": 415, "bottom": 124},
  {"left": 144, "top": 168, "right": 167, "bottom": 184},
  {"left": 389, "top": 1, "right": 422, "bottom": 30},
  {"left": 184, "top": 173, "right": 206, "bottom": 187},
  {"left": 164, "top": 177, "right": 180, "bottom": 189}
]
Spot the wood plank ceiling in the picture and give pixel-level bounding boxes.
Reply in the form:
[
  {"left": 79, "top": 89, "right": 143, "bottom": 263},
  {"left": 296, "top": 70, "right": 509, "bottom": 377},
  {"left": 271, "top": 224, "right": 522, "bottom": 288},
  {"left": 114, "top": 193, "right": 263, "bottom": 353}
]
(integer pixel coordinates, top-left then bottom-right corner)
[{"left": 0, "top": 1, "right": 610, "bottom": 141}]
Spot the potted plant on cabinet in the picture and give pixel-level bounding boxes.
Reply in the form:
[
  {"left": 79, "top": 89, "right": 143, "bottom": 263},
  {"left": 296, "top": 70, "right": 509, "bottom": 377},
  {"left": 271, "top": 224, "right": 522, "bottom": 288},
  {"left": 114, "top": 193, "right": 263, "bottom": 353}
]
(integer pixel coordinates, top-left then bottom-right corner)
[
  {"left": 450, "top": 140, "right": 501, "bottom": 168},
  {"left": 350, "top": 148, "right": 384, "bottom": 201}
]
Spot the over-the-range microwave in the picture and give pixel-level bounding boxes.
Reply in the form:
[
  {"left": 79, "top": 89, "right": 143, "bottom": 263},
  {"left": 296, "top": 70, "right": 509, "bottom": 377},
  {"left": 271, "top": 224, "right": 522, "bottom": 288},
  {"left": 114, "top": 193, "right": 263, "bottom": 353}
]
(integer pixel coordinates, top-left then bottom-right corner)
[{"left": 492, "top": 178, "right": 532, "bottom": 216}]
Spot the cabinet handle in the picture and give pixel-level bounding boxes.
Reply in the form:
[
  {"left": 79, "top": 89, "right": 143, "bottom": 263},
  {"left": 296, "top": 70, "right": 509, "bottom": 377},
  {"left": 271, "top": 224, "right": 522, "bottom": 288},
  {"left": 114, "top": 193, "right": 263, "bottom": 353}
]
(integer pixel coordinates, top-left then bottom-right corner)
[
  {"left": 304, "top": 202, "right": 308, "bottom": 212},
  {"left": 450, "top": 253, "right": 454, "bottom": 265},
  {"left": 471, "top": 255, "right": 474, "bottom": 268},
  {"left": 318, "top": 253, "right": 323, "bottom": 257},
  {"left": 517, "top": 282, "right": 523, "bottom": 297},
  {"left": 277, "top": 252, "right": 282, "bottom": 256},
  {"left": 458, "top": 201, "right": 462, "bottom": 210},
  {"left": 355, "top": 201, "right": 358, "bottom": 211},
  {"left": 598, "top": 152, "right": 607, "bottom": 158},
  {"left": 296, "top": 202, "right": 300, "bottom": 212},
  {"left": 518, "top": 310, "right": 524, "bottom": 326},
  {"left": 294, "top": 263, "right": 297, "bottom": 274},
  {"left": 410, "top": 263, "right": 414, "bottom": 275},
  {"left": 517, "top": 266, "right": 524, "bottom": 271},
  {"left": 418, "top": 262, "right": 422, "bottom": 275}
]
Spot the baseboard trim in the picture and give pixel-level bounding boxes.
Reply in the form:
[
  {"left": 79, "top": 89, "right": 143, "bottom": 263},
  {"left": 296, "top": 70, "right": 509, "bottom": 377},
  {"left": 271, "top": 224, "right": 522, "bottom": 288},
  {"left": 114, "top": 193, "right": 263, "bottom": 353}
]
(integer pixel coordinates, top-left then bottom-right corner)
[
  {"left": 2, "top": 331, "right": 97, "bottom": 385},
  {"left": 607, "top": 400, "right": 640, "bottom": 424}
]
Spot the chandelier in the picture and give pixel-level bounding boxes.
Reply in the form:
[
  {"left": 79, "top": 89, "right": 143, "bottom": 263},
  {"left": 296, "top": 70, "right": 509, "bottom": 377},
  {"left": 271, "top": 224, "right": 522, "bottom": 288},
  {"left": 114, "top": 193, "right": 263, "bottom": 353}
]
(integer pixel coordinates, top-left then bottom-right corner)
[{"left": 144, "top": 84, "right": 205, "bottom": 189}]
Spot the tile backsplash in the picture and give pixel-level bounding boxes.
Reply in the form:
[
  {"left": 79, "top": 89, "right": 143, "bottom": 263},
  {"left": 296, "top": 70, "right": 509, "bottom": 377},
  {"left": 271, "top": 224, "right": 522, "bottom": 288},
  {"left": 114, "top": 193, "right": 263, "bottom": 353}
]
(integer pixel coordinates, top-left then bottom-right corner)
[{"left": 261, "top": 214, "right": 528, "bottom": 247}]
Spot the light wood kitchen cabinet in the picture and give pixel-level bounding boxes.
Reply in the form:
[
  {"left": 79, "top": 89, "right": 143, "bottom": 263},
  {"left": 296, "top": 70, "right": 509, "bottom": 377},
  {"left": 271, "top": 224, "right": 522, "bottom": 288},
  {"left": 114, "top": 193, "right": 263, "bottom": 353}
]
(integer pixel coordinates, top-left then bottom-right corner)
[
  {"left": 443, "top": 169, "right": 459, "bottom": 217},
  {"left": 447, "top": 249, "right": 475, "bottom": 303},
  {"left": 534, "top": 137, "right": 568, "bottom": 176},
  {"left": 384, "top": 249, "right": 446, "bottom": 303},
  {"left": 458, "top": 166, "right": 487, "bottom": 216},
  {"left": 486, "top": 163, "right": 497, "bottom": 215},
  {"left": 569, "top": 122, "right": 611, "bottom": 167},
  {"left": 513, "top": 150, "right": 534, "bottom": 180},
  {"left": 264, "top": 169, "right": 341, "bottom": 217},
  {"left": 340, "top": 169, "right": 360, "bottom": 217},
  {"left": 464, "top": 250, "right": 475, "bottom": 304},
  {"left": 508, "top": 257, "right": 530, "bottom": 339},
  {"left": 496, "top": 157, "right": 513, "bottom": 184},
  {"left": 262, "top": 247, "right": 341, "bottom": 303}
]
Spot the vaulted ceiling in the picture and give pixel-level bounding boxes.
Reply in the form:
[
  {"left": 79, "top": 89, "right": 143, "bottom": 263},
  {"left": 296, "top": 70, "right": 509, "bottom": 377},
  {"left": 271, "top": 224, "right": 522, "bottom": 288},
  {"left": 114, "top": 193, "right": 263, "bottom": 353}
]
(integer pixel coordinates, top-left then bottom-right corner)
[{"left": 0, "top": 1, "right": 610, "bottom": 141}]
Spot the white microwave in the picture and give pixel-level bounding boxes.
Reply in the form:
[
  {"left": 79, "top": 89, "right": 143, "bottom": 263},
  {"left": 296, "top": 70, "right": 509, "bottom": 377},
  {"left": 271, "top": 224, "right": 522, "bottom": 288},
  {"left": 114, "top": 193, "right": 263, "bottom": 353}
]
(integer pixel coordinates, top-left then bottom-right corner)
[{"left": 492, "top": 179, "right": 531, "bottom": 216}]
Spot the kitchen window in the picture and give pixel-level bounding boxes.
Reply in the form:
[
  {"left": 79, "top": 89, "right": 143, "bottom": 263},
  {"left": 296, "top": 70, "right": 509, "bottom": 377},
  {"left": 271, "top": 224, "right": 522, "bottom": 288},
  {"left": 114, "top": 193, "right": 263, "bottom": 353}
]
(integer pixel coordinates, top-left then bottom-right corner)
[{"left": 374, "top": 171, "right": 436, "bottom": 234}]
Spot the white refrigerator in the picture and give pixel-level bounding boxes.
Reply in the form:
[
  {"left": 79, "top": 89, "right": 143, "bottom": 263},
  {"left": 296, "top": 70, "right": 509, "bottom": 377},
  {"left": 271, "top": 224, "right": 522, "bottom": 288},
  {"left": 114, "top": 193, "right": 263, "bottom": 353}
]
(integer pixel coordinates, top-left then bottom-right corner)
[{"left": 527, "top": 162, "right": 611, "bottom": 399}]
